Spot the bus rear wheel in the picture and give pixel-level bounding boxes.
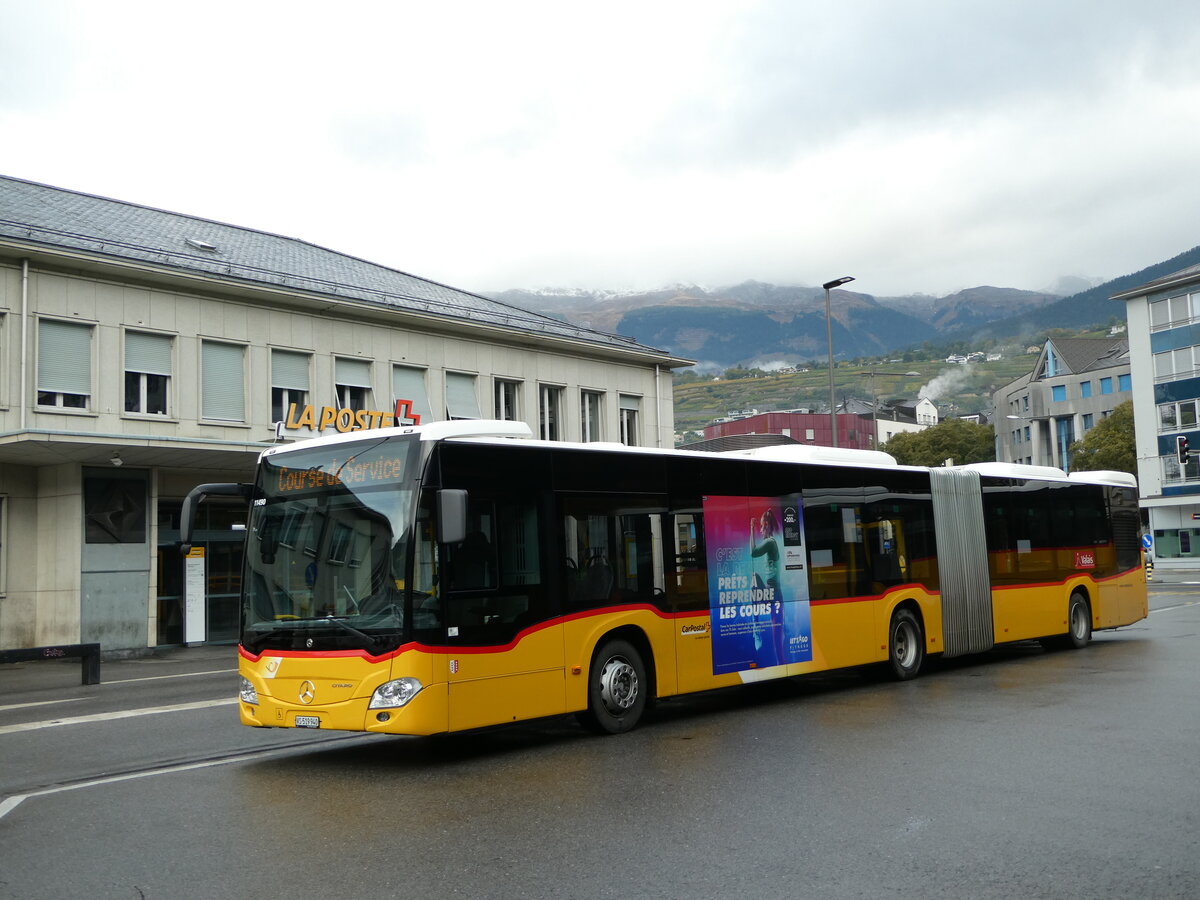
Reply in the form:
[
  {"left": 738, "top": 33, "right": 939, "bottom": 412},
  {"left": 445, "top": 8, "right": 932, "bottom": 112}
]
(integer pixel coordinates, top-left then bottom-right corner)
[
  {"left": 888, "top": 608, "right": 924, "bottom": 681},
  {"left": 578, "top": 639, "right": 647, "bottom": 735},
  {"left": 1041, "top": 591, "right": 1092, "bottom": 650}
]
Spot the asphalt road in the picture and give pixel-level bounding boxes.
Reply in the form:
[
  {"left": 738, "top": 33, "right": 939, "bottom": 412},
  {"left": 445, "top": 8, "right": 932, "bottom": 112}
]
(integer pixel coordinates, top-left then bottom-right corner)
[{"left": 1, "top": 586, "right": 1198, "bottom": 899}]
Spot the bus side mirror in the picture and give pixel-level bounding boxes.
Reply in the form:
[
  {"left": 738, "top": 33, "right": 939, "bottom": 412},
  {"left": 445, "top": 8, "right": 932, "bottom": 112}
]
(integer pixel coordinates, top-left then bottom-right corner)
[
  {"left": 180, "top": 482, "right": 255, "bottom": 554},
  {"left": 437, "top": 489, "right": 468, "bottom": 545}
]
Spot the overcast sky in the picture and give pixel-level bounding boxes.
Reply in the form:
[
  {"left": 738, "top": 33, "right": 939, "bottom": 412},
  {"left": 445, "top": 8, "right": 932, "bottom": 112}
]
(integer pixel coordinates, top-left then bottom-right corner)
[{"left": 3, "top": 1, "right": 1200, "bottom": 298}]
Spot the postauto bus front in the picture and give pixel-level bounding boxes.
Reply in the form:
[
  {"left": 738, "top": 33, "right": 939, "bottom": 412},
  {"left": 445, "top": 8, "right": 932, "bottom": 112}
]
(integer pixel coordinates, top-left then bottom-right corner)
[{"left": 191, "top": 422, "right": 521, "bottom": 735}]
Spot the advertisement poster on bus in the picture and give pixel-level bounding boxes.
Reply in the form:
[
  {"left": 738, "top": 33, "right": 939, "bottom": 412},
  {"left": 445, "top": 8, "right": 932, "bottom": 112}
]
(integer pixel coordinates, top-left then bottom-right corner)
[{"left": 703, "top": 494, "right": 812, "bottom": 674}]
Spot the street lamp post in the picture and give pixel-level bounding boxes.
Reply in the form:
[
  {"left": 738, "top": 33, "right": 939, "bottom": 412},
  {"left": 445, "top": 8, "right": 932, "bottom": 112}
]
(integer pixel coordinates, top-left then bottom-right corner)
[{"left": 822, "top": 276, "right": 855, "bottom": 447}]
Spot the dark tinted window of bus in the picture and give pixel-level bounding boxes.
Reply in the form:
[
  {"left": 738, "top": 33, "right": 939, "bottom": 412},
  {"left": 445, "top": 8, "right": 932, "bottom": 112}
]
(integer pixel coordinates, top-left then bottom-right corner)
[
  {"left": 862, "top": 469, "right": 936, "bottom": 591},
  {"left": 553, "top": 447, "right": 667, "bottom": 494},
  {"left": 664, "top": 454, "right": 748, "bottom": 612},
  {"left": 561, "top": 494, "right": 668, "bottom": 611},
  {"left": 982, "top": 479, "right": 1110, "bottom": 583},
  {"left": 433, "top": 442, "right": 551, "bottom": 645},
  {"left": 434, "top": 442, "right": 552, "bottom": 493},
  {"left": 440, "top": 493, "right": 547, "bottom": 645},
  {"left": 800, "top": 465, "right": 867, "bottom": 601},
  {"left": 1109, "top": 486, "right": 1141, "bottom": 572}
]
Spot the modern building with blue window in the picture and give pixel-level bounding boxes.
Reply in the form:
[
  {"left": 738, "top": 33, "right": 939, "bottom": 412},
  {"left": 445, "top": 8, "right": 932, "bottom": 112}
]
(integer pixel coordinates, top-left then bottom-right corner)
[
  {"left": 993, "top": 337, "right": 1131, "bottom": 470},
  {"left": 1116, "top": 264, "right": 1200, "bottom": 571}
]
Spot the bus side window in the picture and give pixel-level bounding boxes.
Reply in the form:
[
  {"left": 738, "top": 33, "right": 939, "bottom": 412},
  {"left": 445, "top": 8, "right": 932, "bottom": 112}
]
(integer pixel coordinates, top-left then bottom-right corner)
[
  {"left": 663, "top": 512, "right": 708, "bottom": 612},
  {"left": 443, "top": 496, "right": 546, "bottom": 644},
  {"left": 561, "top": 496, "right": 667, "bottom": 609}
]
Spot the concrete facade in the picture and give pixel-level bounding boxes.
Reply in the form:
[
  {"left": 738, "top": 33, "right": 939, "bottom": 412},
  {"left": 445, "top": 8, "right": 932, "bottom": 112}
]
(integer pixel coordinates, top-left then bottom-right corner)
[
  {"left": 993, "top": 337, "right": 1131, "bottom": 469},
  {"left": 1114, "top": 264, "right": 1200, "bottom": 573},
  {"left": 0, "top": 176, "right": 689, "bottom": 650}
]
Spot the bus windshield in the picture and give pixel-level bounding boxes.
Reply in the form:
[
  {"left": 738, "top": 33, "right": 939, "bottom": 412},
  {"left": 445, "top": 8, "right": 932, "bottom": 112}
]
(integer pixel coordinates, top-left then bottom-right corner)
[{"left": 240, "top": 434, "right": 424, "bottom": 655}]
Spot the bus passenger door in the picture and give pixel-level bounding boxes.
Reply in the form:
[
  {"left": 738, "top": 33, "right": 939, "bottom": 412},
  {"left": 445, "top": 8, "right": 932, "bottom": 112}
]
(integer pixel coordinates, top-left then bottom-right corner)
[{"left": 442, "top": 495, "right": 566, "bottom": 731}]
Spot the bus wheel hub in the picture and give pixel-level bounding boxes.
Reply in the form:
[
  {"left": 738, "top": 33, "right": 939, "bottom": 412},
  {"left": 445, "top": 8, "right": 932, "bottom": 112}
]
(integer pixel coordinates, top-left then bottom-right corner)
[{"left": 599, "top": 656, "right": 638, "bottom": 713}]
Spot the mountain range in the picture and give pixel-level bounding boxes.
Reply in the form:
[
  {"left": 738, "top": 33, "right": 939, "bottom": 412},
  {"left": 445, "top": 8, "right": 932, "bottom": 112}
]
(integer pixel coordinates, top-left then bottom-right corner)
[{"left": 488, "top": 245, "right": 1200, "bottom": 370}]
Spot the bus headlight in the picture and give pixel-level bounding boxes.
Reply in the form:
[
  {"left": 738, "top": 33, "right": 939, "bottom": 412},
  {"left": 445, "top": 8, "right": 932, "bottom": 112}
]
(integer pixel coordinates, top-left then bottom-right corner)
[
  {"left": 369, "top": 677, "right": 423, "bottom": 709},
  {"left": 239, "top": 677, "right": 259, "bottom": 705}
]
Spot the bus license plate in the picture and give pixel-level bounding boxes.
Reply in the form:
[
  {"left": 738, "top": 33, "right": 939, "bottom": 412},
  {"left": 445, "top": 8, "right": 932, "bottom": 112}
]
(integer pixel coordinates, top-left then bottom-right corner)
[{"left": 295, "top": 715, "right": 320, "bottom": 728}]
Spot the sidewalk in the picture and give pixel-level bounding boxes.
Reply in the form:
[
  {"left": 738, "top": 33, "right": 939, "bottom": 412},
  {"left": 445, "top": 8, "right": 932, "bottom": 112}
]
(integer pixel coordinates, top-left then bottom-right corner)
[
  {"left": 0, "top": 643, "right": 239, "bottom": 694},
  {"left": 1147, "top": 567, "right": 1200, "bottom": 584}
]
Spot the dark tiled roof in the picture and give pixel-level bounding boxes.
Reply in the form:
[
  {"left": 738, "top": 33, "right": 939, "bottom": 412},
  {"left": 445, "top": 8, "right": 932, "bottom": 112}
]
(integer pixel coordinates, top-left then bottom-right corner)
[
  {"left": 1046, "top": 337, "right": 1128, "bottom": 374},
  {"left": 0, "top": 174, "right": 680, "bottom": 360}
]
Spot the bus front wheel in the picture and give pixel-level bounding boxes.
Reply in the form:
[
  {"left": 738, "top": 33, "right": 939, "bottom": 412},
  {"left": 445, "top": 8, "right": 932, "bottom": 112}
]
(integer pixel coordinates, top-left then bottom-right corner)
[
  {"left": 578, "top": 639, "right": 647, "bottom": 735},
  {"left": 888, "top": 608, "right": 924, "bottom": 681}
]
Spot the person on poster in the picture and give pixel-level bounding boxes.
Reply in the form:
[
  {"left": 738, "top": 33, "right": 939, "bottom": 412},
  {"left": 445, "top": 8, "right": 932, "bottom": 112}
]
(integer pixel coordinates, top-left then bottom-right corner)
[{"left": 750, "top": 507, "right": 785, "bottom": 660}]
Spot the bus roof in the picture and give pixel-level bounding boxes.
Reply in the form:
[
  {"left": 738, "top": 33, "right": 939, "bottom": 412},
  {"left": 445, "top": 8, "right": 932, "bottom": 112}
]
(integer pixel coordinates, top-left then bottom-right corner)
[
  {"left": 261, "top": 421, "right": 1138, "bottom": 489},
  {"left": 963, "top": 461, "right": 1137, "bottom": 488}
]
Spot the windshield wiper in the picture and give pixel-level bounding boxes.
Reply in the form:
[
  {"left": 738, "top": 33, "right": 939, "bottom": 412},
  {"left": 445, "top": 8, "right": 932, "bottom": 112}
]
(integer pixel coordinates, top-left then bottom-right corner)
[{"left": 320, "top": 613, "right": 387, "bottom": 652}]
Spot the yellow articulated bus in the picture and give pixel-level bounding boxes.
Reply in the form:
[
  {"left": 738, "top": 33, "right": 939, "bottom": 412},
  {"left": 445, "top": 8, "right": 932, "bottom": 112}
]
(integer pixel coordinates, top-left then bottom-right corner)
[{"left": 181, "top": 420, "right": 1147, "bottom": 736}]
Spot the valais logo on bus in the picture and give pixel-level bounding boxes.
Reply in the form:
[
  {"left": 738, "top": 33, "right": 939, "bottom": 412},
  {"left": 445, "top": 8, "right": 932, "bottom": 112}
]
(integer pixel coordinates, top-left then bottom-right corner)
[{"left": 702, "top": 494, "right": 813, "bottom": 675}]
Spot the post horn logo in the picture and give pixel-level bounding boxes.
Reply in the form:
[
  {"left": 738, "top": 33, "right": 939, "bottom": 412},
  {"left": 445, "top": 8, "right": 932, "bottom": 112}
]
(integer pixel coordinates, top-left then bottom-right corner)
[{"left": 298, "top": 680, "right": 316, "bottom": 704}]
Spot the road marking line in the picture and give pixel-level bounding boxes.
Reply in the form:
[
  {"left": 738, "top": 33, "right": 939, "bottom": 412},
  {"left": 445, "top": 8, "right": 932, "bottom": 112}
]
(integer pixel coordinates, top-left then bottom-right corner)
[
  {"left": 0, "top": 698, "right": 238, "bottom": 735},
  {"left": 1149, "top": 600, "right": 1200, "bottom": 614},
  {"left": 0, "top": 698, "right": 86, "bottom": 712},
  {"left": 0, "top": 734, "right": 374, "bottom": 822},
  {"left": 103, "top": 668, "right": 236, "bottom": 685}
]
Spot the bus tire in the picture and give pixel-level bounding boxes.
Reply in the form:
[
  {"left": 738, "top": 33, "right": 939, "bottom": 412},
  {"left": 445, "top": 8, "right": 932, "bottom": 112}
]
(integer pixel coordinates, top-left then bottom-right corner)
[
  {"left": 1041, "top": 591, "right": 1092, "bottom": 650},
  {"left": 1065, "top": 591, "right": 1092, "bottom": 649},
  {"left": 888, "top": 607, "right": 924, "bottom": 681},
  {"left": 577, "top": 639, "right": 647, "bottom": 735}
]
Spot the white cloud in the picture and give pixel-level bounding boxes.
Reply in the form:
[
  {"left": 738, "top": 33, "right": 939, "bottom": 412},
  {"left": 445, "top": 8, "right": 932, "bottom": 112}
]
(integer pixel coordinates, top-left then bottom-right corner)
[{"left": 4, "top": 0, "right": 1200, "bottom": 298}]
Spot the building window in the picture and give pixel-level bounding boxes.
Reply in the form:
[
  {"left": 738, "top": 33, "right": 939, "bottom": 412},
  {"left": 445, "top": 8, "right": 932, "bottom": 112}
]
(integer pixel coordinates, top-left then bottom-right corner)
[
  {"left": 271, "top": 350, "right": 310, "bottom": 422},
  {"left": 392, "top": 365, "right": 433, "bottom": 425},
  {"left": 1154, "top": 348, "right": 1198, "bottom": 381},
  {"left": 1149, "top": 292, "right": 1199, "bottom": 331},
  {"left": 37, "top": 319, "right": 92, "bottom": 409},
  {"left": 1024, "top": 426, "right": 1031, "bottom": 442},
  {"left": 124, "top": 331, "right": 172, "bottom": 416},
  {"left": 494, "top": 379, "right": 521, "bottom": 421},
  {"left": 1051, "top": 384, "right": 1066, "bottom": 402},
  {"left": 581, "top": 390, "right": 604, "bottom": 442},
  {"left": 1056, "top": 418, "right": 1075, "bottom": 468},
  {"left": 1158, "top": 400, "right": 1198, "bottom": 432},
  {"left": 446, "top": 372, "right": 481, "bottom": 420},
  {"left": 619, "top": 394, "right": 641, "bottom": 446},
  {"left": 1118, "top": 373, "right": 1131, "bottom": 392},
  {"left": 1163, "top": 454, "right": 1200, "bottom": 484},
  {"left": 201, "top": 340, "right": 246, "bottom": 422},
  {"left": 1080, "top": 381, "right": 1092, "bottom": 399},
  {"left": 1044, "top": 346, "right": 1059, "bottom": 377},
  {"left": 1022, "top": 395, "right": 1030, "bottom": 412},
  {"left": 539, "top": 384, "right": 563, "bottom": 440},
  {"left": 335, "top": 358, "right": 372, "bottom": 412},
  {"left": 1082, "top": 413, "right": 1094, "bottom": 431},
  {"left": 1100, "top": 376, "right": 1114, "bottom": 395}
]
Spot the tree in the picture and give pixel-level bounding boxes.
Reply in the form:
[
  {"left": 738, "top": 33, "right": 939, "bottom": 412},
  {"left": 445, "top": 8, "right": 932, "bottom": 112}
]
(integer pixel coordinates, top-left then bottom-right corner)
[
  {"left": 1068, "top": 400, "right": 1135, "bottom": 475},
  {"left": 881, "top": 417, "right": 996, "bottom": 467}
]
